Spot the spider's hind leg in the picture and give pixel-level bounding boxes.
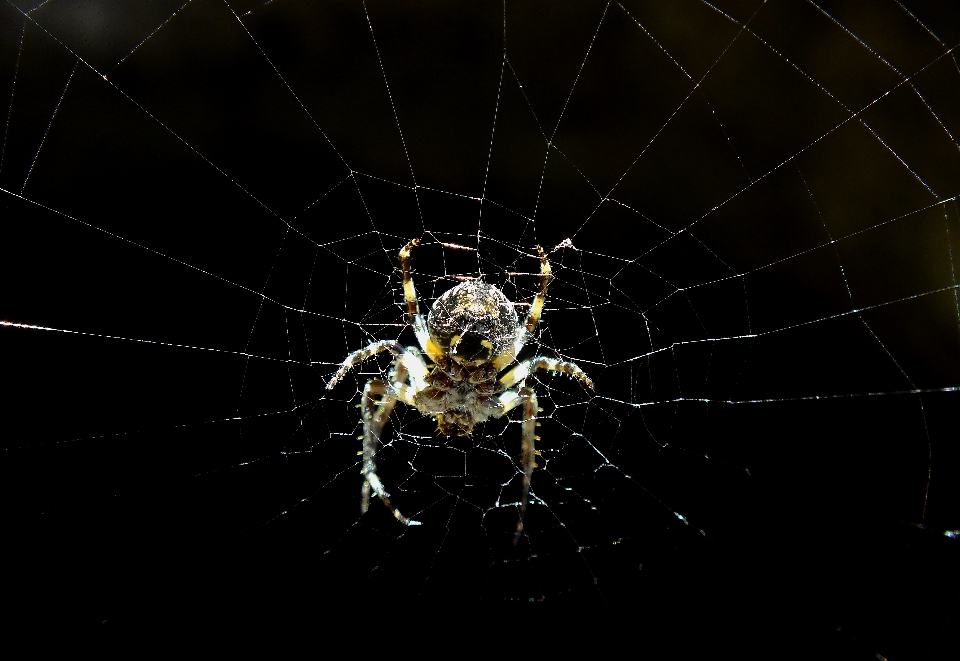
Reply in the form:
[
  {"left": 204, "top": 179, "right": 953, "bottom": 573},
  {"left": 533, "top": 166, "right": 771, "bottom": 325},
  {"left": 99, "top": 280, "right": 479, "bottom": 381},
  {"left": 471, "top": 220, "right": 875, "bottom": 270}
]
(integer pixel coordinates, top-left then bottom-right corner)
[
  {"left": 499, "top": 386, "right": 539, "bottom": 543},
  {"left": 361, "top": 379, "right": 420, "bottom": 526},
  {"left": 516, "top": 386, "right": 538, "bottom": 542}
]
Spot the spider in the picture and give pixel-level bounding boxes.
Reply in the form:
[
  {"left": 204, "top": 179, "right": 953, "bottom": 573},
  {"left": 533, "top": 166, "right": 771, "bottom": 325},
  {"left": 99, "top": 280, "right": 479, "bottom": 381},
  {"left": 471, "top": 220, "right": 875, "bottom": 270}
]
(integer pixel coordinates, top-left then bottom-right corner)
[{"left": 326, "top": 238, "right": 594, "bottom": 535}]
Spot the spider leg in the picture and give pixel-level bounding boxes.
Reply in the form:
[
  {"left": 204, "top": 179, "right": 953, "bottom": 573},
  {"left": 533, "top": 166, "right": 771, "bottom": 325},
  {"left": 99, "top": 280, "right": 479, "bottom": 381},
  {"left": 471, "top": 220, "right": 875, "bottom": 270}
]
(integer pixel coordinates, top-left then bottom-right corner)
[
  {"left": 499, "top": 386, "right": 539, "bottom": 542},
  {"left": 399, "top": 238, "right": 421, "bottom": 322},
  {"left": 498, "top": 355, "right": 593, "bottom": 543},
  {"left": 523, "top": 245, "right": 552, "bottom": 335},
  {"left": 501, "top": 245, "right": 555, "bottom": 365},
  {"left": 360, "top": 378, "right": 420, "bottom": 526},
  {"left": 499, "top": 356, "right": 595, "bottom": 390},
  {"left": 393, "top": 345, "right": 429, "bottom": 392},
  {"left": 398, "top": 238, "right": 434, "bottom": 358},
  {"left": 326, "top": 339, "right": 404, "bottom": 390}
]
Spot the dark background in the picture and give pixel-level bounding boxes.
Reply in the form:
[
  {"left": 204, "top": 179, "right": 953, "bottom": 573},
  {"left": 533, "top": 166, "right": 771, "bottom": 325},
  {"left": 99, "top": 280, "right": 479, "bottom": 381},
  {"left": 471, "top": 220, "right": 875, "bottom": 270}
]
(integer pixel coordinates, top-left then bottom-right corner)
[{"left": 1, "top": 0, "right": 958, "bottom": 656}]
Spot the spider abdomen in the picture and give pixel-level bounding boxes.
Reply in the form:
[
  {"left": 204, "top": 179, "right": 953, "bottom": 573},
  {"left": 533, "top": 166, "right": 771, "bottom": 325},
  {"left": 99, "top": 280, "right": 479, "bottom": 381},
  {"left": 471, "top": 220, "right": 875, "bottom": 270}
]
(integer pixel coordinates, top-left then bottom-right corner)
[
  {"left": 427, "top": 281, "right": 520, "bottom": 367},
  {"left": 415, "top": 365, "right": 505, "bottom": 435}
]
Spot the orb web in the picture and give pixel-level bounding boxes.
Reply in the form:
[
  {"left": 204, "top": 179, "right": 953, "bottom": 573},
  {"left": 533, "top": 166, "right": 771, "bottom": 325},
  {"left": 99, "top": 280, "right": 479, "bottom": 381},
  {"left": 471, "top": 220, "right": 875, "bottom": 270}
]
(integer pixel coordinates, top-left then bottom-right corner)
[{"left": 1, "top": 1, "right": 958, "bottom": 655}]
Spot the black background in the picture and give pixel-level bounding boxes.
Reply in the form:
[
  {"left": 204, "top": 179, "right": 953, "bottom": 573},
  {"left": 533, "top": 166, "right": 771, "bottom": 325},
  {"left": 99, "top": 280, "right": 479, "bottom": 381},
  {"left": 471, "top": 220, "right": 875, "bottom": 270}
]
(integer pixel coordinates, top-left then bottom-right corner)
[{"left": 2, "top": 1, "right": 959, "bottom": 656}]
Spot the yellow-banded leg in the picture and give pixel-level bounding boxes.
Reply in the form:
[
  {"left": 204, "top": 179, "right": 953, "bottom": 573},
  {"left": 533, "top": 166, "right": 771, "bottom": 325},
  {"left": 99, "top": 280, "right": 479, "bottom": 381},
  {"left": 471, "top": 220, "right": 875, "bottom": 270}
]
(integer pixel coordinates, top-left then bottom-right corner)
[
  {"left": 524, "top": 245, "right": 552, "bottom": 335},
  {"left": 399, "top": 238, "right": 421, "bottom": 323}
]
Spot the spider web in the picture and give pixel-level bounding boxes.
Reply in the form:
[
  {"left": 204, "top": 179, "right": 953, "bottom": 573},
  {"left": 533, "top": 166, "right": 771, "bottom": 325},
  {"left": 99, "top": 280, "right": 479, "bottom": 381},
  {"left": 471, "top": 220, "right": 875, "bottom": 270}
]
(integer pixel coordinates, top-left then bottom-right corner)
[{"left": 2, "top": 0, "right": 959, "bottom": 654}]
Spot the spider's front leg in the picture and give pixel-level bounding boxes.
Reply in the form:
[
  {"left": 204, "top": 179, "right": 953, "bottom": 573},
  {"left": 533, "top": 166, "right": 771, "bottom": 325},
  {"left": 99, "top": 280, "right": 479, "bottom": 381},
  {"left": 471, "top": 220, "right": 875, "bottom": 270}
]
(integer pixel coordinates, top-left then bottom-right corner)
[
  {"left": 360, "top": 378, "right": 419, "bottom": 526},
  {"left": 398, "top": 237, "right": 421, "bottom": 323},
  {"left": 523, "top": 245, "right": 552, "bottom": 335}
]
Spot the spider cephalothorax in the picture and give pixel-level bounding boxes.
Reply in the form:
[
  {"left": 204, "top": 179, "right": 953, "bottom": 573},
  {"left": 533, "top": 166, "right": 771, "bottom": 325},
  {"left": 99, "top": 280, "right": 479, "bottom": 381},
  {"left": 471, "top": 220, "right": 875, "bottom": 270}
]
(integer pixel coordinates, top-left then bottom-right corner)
[{"left": 327, "top": 238, "right": 594, "bottom": 534}]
